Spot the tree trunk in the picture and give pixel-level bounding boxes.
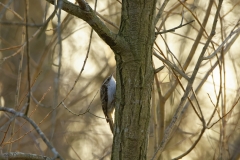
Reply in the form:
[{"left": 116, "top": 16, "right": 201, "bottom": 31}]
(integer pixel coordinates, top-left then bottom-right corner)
[{"left": 112, "top": 0, "right": 156, "bottom": 159}]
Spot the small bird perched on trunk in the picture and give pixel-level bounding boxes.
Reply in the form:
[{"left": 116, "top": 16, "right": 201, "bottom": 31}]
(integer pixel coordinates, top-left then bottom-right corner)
[{"left": 100, "top": 74, "right": 116, "bottom": 133}]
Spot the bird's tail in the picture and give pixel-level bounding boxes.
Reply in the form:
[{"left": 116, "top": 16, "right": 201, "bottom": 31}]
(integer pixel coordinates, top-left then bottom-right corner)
[
  {"left": 106, "top": 113, "right": 114, "bottom": 134},
  {"left": 108, "top": 118, "right": 114, "bottom": 134}
]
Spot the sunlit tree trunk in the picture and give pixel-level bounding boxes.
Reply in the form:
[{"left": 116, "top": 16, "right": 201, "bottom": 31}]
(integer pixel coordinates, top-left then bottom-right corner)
[{"left": 112, "top": 0, "right": 156, "bottom": 159}]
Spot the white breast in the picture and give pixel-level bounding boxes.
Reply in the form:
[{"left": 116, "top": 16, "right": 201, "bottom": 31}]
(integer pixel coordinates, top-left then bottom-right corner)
[{"left": 107, "top": 76, "right": 116, "bottom": 107}]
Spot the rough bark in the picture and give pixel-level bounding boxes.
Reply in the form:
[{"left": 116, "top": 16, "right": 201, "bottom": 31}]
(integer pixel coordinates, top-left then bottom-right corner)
[
  {"left": 0, "top": 152, "right": 51, "bottom": 160},
  {"left": 111, "top": 0, "right": 156, "bottom": 159}
]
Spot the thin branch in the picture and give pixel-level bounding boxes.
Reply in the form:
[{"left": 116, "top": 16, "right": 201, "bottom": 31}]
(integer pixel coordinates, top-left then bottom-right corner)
[
  {"left": 208, "top": 96, "right": 240, "bottom": 129},
  {"left": 8, "top": 11, "right": 27, "bottom": 152},
  {"left": 3, "top": 87, "right": 51, "bottom": 146},
  {"left": 25, "top": 0, "right": 31, "bottom": 116},
  {"left": 88, "top": 111, "right": 106, "bottom": 120},
  {"left": 0, "top": 103, "right": 28, "bottom": 133},
  {"left": 0, "top": 44, "right": 22, "bottom": 51},
  {"left": 0, "top": 152, "right": 52, "bottom": 160},
  {"left": 174, "top": 70, "right": 202, "bottom": 121},
  {"left": 153, "top": 51, "right": 189, "bottom": 81},
  {"left": 50, "top": 0, "right": 63, "bottom": 142},
  {"left": 171, "top": 22, "right": 240, "bottom": 159},
  {"left": 153, "top": 41, "right": 181, "bottom": 99},
  {"left": 173, "top": 126, "right": 206, "bottom": 160},
  {"left": 31, "top": 93, "right": 49, "bottom": 108},
  {"left": 194, "top": 25, "right": 240, "bottom": 95},
  {"left": 1, "top": 27, "right": 42, "bottom": 62},
  {"left": 0, "top": 107, "right": 63, "bottom": 160},
  {"left": 155, "top": 20, "right": 194, "bottom": 34},
  {"left": 175, "top": 91, "right": 205, "bottom": 158},
  {"left": 151, "top": 0, "right": 223, "bottom": 159},
  {"left": 61, "top": 102, "right": 89, "bottom": 116},
  {"left": 206, "top": 80, "right": 222, "bottom": 127},
  {"left": 40, "top": 9, "right": 97, "bottom": 126},
  {"left": 152, "top": 72, "right": 163, "bottom": 147},
  {"left": 0, "top": 0, "right": 14, "bottom": 20},
  {"left": 157, "top": 34, "right": 183, "bottom": 69},
  {"left": 156, "top": 2, "right": 181, "bottom": 32},
  {"left": 0, "top": 21, "right": 43, "bottom": 27},
  {"left": 46, "top": 0, "right": 129, "bottom": 51},
  {"left": 96, "top": 12, "right": 119, "bottom": 29},
  {"left": 0, "top": 121, "right": 11, "bottom": 146},
  {"left": 64, "top": 137, "right": 82, "bottom": 160},
  {"left": 203, "top": 27, "right": 240, "bottom": 60},
  {"left": 181, "top": 0, "right": 214, "bottom": 71},
  {"left": 192, "top": 88, "right": 204, "bottom": 119},
  {"left": 61, "top": 89, "right": 106, "bottom": 120},
  {"left": 154, "top": 0, "right": 170, "bottom": 25},
  {"left": 0, "top": 4, "right": 60, "bottom": 63},
  {"left": 154, "top": 66, "right": 165, "bottom": 73},
  {"left": 0, "top": 2, "right": 23, "bottom": 20}
]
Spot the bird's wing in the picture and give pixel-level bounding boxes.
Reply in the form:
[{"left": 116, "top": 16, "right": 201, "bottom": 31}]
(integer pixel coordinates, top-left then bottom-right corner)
[{"left": 100, "top": 84, "right": 109, "bottom": 122}]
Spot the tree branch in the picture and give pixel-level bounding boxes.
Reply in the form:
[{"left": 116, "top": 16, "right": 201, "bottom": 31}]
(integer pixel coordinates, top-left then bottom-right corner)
[
  {"left": 0, "top": 152, "right": 51, "bottom": 160},
  {"left": 0, "top": 107, "right": 63, "bottom": 160},
  {"left": 154, "top": 0, "right": 170, "bottom": 25},
  {"left": 203, "top": 27, "right": 240, "bottom": 60},
  {"left": 151, "top": 0, "right": 223, "bottom": 159},
  {"left": 155, "top": 20, "right": 194, "bottom": 34},
  {"left": 46, "top": 0, "right": 128, "bottom": 52},
  {"left": 153, "top": 51, "right": 189, "bottom": 81}
]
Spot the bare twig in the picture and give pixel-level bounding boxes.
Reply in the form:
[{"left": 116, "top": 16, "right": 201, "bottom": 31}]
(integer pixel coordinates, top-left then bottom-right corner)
[
  {"left": 195, "top": 25, "right": 240, "bottom": 95},
  {"left": 1, "top": 152, "right": 52, "bottom": 160},
  {"left": 0, "top": 2, "right": 23, "bottom": 20},
  {"left": 96, "top": 12, "right": 119, "bottom": 29},
  {"left": 25, "top": 0, "right": 31, "bottom": 116},
  {"left": 206, "top": 78, "right": 222, "bottom": 127},
  {"left": 61, "top": 89, "right": 106, "bottom": 120},
  {"left": 1, "top": 28, "right": 41, "bottom": 62},
  {"left": 8, "top": 10, "right": 27, "bottom": 152},
  {"left": 208, "top": 96, "right": 240, "bottom": 129},
  {"left": 154, "top": 66, "right": 165, "bottom": 73},
  {"left": 39, "top": 0, "right": 100, "bottom": 128},
  {"left": 0, "top": 107, "right": 63, "bottom": 160},
  {"left": 192, "top": 88, "right": 204, "bottom": 119},
  {"left": 62, "top": 102, "right": 88, "bottom": 116},
  {"left": 0, "top": 21, "right": 43, "bottom": 27},
  {"left": 154, "top": 0, "right": 170, "bottom": 25},
  {"left": 60, "top": 0, "right": 107, "bottom": 121},
  {"left": 156, "top": 2, "right": 181, "bottom": 32},
  {"left": 46, "top": 0, "right": 128, "bottom": 50},
  {"left": 50, "top": 0, "right": 63, "bottom": 142},
  {"left": 3, "top": 87, "right": 51, "bottom": 146},
  {"left": 155, "top": 20, "right": 194, "bottom": 34},
  {"left": 0, "top": 44, "right": 22, "bottom": 51},
  {"left": 153, "top": 51, "right": 189, "bottom": 81},
  {"left": 203, "top": 27, "right": 240, "bottom": 60},
  {"left": 173, "top": 126, "right": 206, "bottom": 160},
  {"left": 180, "top": 0, "right": 214, "bottom": 71},
  {"left": 151, "top": 0, "right": 223, "bottom": 159},
  {"left": 0, "top": 0, "right": 14, "bottom": 20},
  {"left": 64, "top": 137, "right": 82, "bottom": 160},
  {"left": 172, "top": 87, "right": 207, "bottom": 159},
  {"left": 0, "top": 122, "right": 11, "bottom": 146}
]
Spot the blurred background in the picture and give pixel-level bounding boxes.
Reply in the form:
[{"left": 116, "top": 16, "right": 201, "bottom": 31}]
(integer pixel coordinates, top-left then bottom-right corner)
[{"left": 0, "top": 0, "right": 240, "bottom": 159}]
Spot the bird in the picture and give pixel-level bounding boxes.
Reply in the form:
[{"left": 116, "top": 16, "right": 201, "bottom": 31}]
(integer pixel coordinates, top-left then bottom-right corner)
[{"left": 100, "top": 74, "right": 116, "bottom": 133}]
